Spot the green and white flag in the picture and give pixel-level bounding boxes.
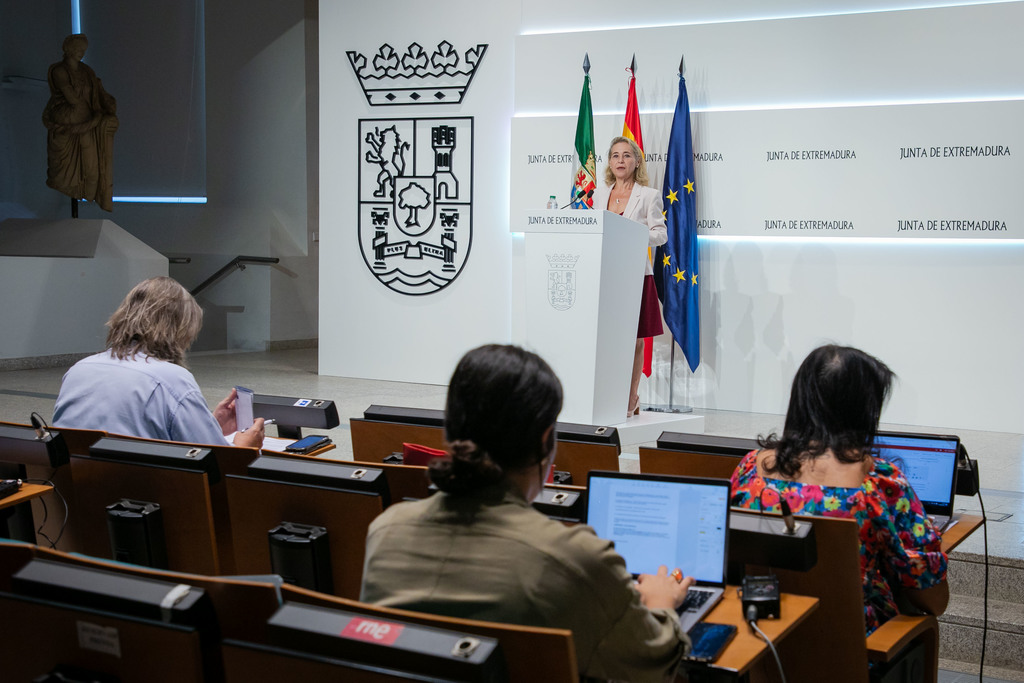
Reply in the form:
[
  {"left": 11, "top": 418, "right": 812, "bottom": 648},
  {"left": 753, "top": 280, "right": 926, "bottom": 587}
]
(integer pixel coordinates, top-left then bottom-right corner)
[{"left": 570, "top": 57, "right": 596, "bottom": 209}]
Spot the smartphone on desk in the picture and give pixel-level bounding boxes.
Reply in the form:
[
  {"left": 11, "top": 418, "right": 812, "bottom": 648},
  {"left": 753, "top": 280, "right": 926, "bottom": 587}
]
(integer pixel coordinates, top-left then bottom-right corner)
[
  {"left": 284, "top": 435, "right": 332, "bottom": 454},
  {"left": 684, "top": 622, "right": 737, "bottom": 663}
]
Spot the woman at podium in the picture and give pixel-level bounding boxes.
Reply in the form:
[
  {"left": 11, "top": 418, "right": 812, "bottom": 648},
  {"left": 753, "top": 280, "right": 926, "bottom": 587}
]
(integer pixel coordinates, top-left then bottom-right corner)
[
  {"left": 594, "top": 136, "right": 667, "bottom": 417},
  {"left": 361, "top": 344, "right": 692, "bottom": 681}
]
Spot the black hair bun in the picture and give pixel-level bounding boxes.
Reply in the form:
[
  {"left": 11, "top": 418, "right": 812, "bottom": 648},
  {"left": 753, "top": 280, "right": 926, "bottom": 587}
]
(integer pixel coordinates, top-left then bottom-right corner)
[{"left": 428, "top": 439, "right": 504, "bottom": 494}]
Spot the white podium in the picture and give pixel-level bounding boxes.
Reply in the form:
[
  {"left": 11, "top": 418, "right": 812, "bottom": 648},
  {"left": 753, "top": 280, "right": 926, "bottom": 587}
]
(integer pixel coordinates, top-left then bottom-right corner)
[{"left": 516, "top": 210, "right": 648, "bottom": 426}]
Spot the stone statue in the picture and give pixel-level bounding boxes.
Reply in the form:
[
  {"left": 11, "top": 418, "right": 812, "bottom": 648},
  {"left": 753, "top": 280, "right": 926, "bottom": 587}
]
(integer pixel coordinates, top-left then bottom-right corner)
[{"left": 42, "top": 34, "right": 119, "bottom": 213}]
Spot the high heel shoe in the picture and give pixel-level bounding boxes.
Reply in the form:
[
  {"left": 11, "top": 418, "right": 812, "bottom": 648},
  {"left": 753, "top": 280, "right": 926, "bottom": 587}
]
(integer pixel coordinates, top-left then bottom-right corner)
[{"left": 627, "top": 395, "right": 640, "bottom": 418}]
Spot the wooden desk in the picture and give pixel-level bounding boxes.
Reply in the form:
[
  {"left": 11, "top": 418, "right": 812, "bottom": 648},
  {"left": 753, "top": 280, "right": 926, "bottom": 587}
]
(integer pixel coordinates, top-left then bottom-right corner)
[
  {"left": 0, "top": 483, "right": 52, "bottom": 511},
  {"left": 941, "top": 513, "right": 984, "bottom": 553},
  {"left": 261, "top": 443, "right": 336, "bottom": 458},
  {"left": 690, "top": 589, "right": 819, "bottom": 680}
]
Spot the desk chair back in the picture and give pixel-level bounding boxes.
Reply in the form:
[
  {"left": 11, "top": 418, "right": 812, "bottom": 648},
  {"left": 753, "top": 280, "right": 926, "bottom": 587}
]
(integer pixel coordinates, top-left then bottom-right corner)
[
  {"left": 350, "top": 418, "right": 445, "bottom": 462},
  {"left": 226, "top": 473, "right": 384, "bottom": 599},
  {"left": 638, "top": 446, "right": 740, "bottom": 480},
  {"left": 751, "top": 514, "right": 938, "bottom": 683}
]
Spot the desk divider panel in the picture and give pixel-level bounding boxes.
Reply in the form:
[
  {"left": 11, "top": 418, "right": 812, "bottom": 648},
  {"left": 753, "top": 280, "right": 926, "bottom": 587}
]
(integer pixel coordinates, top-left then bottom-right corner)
[
  {"left": 1, "top": 593, "right": 207, "bottom": 683},
  {"left": 68, "top": 455, "right": 221, "bottom": 575},
  {"left": 226, "top": 475, "right": 384, "bottom": 600},
  {"left": 637, "top": 447, "right": 740, "bottom": 480},
  {"left": 350, "top": 418, "right": 446, "bottom": 462},
  {"left": 747, "top": 514, "right": 875, "bottom": 683},
  {"left": 27, "top": 545, "right": 283, "bottom": 645},
  {"left": 0, "top": 423, "right": 106, "bottom": 553},
  {"left": 351, "top": 409, "right": 621, "bottom": 486}
]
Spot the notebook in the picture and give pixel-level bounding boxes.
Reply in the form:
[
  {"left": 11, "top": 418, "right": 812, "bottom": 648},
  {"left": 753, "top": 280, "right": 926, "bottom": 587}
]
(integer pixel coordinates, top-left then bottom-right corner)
[
  {"left": 586, "top": 471, "right": 731, "bottom": 633},
  {"left": 872, "top": 431, "right": 961, "bottom": 529}
]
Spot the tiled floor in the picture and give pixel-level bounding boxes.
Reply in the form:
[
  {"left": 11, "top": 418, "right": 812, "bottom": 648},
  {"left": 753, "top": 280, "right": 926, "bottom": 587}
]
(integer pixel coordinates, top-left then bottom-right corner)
[{"left": 2, "top": 346, "right": 1022, "bottom": 680}]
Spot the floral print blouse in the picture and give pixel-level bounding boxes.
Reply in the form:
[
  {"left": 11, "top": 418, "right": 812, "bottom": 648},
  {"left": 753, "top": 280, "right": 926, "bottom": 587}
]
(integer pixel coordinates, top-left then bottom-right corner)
[{"left": 730, "top": 450, "right": 948, "bottom": 635}]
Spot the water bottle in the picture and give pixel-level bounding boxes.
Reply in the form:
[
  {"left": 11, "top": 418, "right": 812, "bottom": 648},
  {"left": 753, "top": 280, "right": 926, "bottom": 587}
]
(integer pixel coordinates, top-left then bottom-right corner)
[{"left": 546, "top": 195, "right": 558, "bottom": 210}]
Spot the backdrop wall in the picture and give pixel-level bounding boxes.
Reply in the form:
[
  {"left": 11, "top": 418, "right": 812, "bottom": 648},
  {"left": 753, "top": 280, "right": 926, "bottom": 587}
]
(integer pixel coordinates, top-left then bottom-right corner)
[
  {"left": 321, "top": 0, "right": 1024, "bottom": 433},
  {"left": 318, "top": 0, "right": 518, "bottom": 384}
]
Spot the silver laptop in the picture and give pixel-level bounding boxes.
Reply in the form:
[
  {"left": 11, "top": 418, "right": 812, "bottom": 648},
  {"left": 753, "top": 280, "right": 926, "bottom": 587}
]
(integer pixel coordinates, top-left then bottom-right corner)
[
  {"left": 873, "top": 431, "right": 961, "bottom": 530},
  {"left": 586, "top": 471, "right": 731, "bottom": 633}
]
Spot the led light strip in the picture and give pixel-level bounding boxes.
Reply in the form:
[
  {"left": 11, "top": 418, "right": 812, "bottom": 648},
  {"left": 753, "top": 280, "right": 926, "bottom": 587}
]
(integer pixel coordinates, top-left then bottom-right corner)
[
  {"left": 112, "top": 196, "right": 208, "bottom": 204},
  {"left": 520, "top": 1, "right": 1018, "bottom": 36}
]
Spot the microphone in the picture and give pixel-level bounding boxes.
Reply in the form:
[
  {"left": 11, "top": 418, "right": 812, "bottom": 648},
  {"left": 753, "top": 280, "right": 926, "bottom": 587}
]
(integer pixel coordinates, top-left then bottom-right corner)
[
  {"left": 559, "top": 188, "right": 594, "bottom": 210},
  {"left": 779, "top": 498, "right": 796, "bottom": 535},
  {"left": 30, "top": 413, "right": 49, "bottom": 441}
]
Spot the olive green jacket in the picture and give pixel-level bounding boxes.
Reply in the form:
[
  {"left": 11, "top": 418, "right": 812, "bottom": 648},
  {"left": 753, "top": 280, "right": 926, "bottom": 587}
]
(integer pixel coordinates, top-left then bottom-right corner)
[{"left": 360, "top": 484, "right": 689, "bottom": 682}]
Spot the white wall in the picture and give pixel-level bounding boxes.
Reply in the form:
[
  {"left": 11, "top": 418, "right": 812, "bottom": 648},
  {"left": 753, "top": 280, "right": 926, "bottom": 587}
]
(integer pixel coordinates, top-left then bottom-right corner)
[
  {"left": 319, "top": 0, "right": 518, "bottom": 383},
  {"left": 508, "top": 2, "right": 1024, "bottom": 433},
  {"left": 320, "top": 0, "right": 1024, "bottom": 433}
]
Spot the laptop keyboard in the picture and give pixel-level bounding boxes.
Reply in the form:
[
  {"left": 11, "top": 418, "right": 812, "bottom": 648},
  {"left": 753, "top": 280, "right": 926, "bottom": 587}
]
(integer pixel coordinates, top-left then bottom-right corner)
[{"left": 677, "top": 587, "right": 714, "bottom": 614}]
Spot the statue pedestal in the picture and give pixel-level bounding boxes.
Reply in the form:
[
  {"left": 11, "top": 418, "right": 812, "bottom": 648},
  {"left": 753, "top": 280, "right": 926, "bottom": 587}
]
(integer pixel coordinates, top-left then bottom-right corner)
[{"left": 0, "top": 219, "right": 167, "bottom": 361}]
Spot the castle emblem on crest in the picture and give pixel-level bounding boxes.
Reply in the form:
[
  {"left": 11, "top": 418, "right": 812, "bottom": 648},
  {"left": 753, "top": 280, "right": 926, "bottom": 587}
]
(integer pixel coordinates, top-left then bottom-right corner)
[
  {"left": 347, "top": 41, "right": 487, "bottom": 106},
  {"left": 546, "top": 253, "right": 581, "bottom": 311},
  {"left": 358, "top": 117, "right": 473, "bottom": 295}
]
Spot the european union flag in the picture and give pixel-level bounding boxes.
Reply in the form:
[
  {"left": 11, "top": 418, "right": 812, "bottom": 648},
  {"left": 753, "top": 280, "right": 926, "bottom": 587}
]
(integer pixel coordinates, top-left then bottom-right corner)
[{"left": 653, "top": 74, "right": 700, "bottom": 372}]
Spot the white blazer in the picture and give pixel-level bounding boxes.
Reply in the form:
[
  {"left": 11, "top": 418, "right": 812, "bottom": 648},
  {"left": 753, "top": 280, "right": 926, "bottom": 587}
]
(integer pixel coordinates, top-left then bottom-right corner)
[{"left": 593, "top": 182, "right": 667, "bottom": 275}]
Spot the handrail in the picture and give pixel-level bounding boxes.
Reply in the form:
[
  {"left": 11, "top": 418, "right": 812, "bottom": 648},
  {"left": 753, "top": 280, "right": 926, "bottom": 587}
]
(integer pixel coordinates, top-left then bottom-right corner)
[{"left": 189, "top": 255, "right": 279, "bottom": 297}]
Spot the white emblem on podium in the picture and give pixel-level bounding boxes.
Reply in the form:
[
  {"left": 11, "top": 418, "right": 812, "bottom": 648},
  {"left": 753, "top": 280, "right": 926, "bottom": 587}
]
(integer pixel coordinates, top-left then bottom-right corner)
[{"left": 546, "top": 253, "right": 580, "bottom": 311}]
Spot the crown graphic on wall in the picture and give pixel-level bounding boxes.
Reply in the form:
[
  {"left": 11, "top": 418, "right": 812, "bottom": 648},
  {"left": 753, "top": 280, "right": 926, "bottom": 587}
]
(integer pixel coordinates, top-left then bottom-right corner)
[
  {"left": 546, "top": 253, "right": 581, "bottom": 269},
  {"left": 347, "top": 41, "right": 488, "bottom": 106}
]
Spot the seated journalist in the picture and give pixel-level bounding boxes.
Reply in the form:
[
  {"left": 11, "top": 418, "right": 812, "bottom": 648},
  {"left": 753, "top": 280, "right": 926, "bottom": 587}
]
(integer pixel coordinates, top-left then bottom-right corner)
[
  {"left": 53, "top": 276, "right": 264, "bottom": 449},
  {"left": 729, "top": 344, "right": 948, "bottom": 635},
  {"left": 360, "top": 344, "right": 692, "bottom": 682}
]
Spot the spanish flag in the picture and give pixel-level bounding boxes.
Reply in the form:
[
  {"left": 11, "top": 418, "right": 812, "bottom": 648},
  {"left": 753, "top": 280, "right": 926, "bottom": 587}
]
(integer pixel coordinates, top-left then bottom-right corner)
[
  {"left": 622, "top": 61, "right": 644, "bottom": 152},
  {"left": 622, "top": 59, "right": 654, "bottom": 377}
]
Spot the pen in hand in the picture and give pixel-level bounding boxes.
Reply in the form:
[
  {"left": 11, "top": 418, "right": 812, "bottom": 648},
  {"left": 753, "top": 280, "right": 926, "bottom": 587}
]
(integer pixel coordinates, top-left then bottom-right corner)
[{"left": 241, "top": 418, "right": 273, "bottom": 432}]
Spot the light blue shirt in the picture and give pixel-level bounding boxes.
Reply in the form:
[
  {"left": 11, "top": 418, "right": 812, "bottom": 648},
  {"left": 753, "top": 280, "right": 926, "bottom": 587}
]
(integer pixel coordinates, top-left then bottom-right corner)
[{"left": 53, "top": 351, "right": 228, "bottom": 445}]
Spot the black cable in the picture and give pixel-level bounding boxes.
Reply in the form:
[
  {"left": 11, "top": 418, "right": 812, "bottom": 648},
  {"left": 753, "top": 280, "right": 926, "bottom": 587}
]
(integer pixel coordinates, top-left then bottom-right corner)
[
  {"left": 746, "top": 604, "right": 787, "bottom": 683},
  {"left": 23, "top": 470, "right": 68, "bottom": 549},
  {"left": 976, "top": 487, "right": 989, "bottom": 683}
]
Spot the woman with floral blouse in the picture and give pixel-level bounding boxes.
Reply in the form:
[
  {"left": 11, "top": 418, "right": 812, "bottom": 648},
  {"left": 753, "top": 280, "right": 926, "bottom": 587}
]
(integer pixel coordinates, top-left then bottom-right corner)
[{"left": 729, "top": 344, "right": 948, "bottom": 635}]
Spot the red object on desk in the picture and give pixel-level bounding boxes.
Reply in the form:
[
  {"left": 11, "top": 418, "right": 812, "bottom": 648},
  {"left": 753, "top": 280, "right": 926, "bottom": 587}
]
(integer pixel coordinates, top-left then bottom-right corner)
[{"left": 402, "top": 442, "right": 447, "bottom": 466}]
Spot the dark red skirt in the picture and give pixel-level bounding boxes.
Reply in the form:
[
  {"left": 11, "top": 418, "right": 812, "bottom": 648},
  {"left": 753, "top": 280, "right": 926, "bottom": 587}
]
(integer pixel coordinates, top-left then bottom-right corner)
[{"left": 637, "top": 274, "right": 664, "bottom": 338}]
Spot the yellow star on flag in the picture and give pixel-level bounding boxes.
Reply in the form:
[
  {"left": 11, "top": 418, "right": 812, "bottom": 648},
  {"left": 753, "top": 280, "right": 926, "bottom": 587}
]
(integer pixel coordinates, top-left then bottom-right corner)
[
  {"left": 683, "top": 179, "right": 695, "bottom": 194},
  {"left": 662, "top": 253, "right": 671, "bottom": 267},
  {"left": 691, "top": 272, "right": 698, "bottom": 285},
  {"left": 673, "top": 268, "right": 686, "bottom": 283},
  {"left": 666, "top": 189, "right": 679, "bottom": 204}
]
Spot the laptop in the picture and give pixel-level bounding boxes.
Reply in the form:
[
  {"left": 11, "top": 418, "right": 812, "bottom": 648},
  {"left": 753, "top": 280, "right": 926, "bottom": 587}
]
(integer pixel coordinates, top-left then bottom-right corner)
[
  {"left": 872, "top": 431, "right": 961, "bottom": 530},
  {"left": 586, "top": 470, "right": 731, "bottom": 633}
]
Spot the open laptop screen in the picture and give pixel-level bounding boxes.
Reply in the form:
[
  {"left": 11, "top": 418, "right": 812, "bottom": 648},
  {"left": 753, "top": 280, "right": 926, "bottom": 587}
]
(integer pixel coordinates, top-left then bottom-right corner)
[
  {"left": 872, "top": 431, "right": 960, "bottom": 516},
  {"left": 586, "top": 471, "right": 730, "bottom": 585}
]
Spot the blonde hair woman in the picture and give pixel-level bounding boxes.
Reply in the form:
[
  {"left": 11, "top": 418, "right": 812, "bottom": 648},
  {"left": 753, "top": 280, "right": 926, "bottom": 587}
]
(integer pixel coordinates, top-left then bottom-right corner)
[
  {"left": 594, "top": 136, "right": 667, "bottom": 417},
  {"left": 54, "top": 277, "right": 264, "bottom": 448}
]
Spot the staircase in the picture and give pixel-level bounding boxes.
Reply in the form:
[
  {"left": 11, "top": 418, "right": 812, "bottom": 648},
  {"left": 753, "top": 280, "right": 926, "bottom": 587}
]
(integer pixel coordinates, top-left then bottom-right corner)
[{"left": 939, "top": 518, "right": 1024, "bottom": 681}]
